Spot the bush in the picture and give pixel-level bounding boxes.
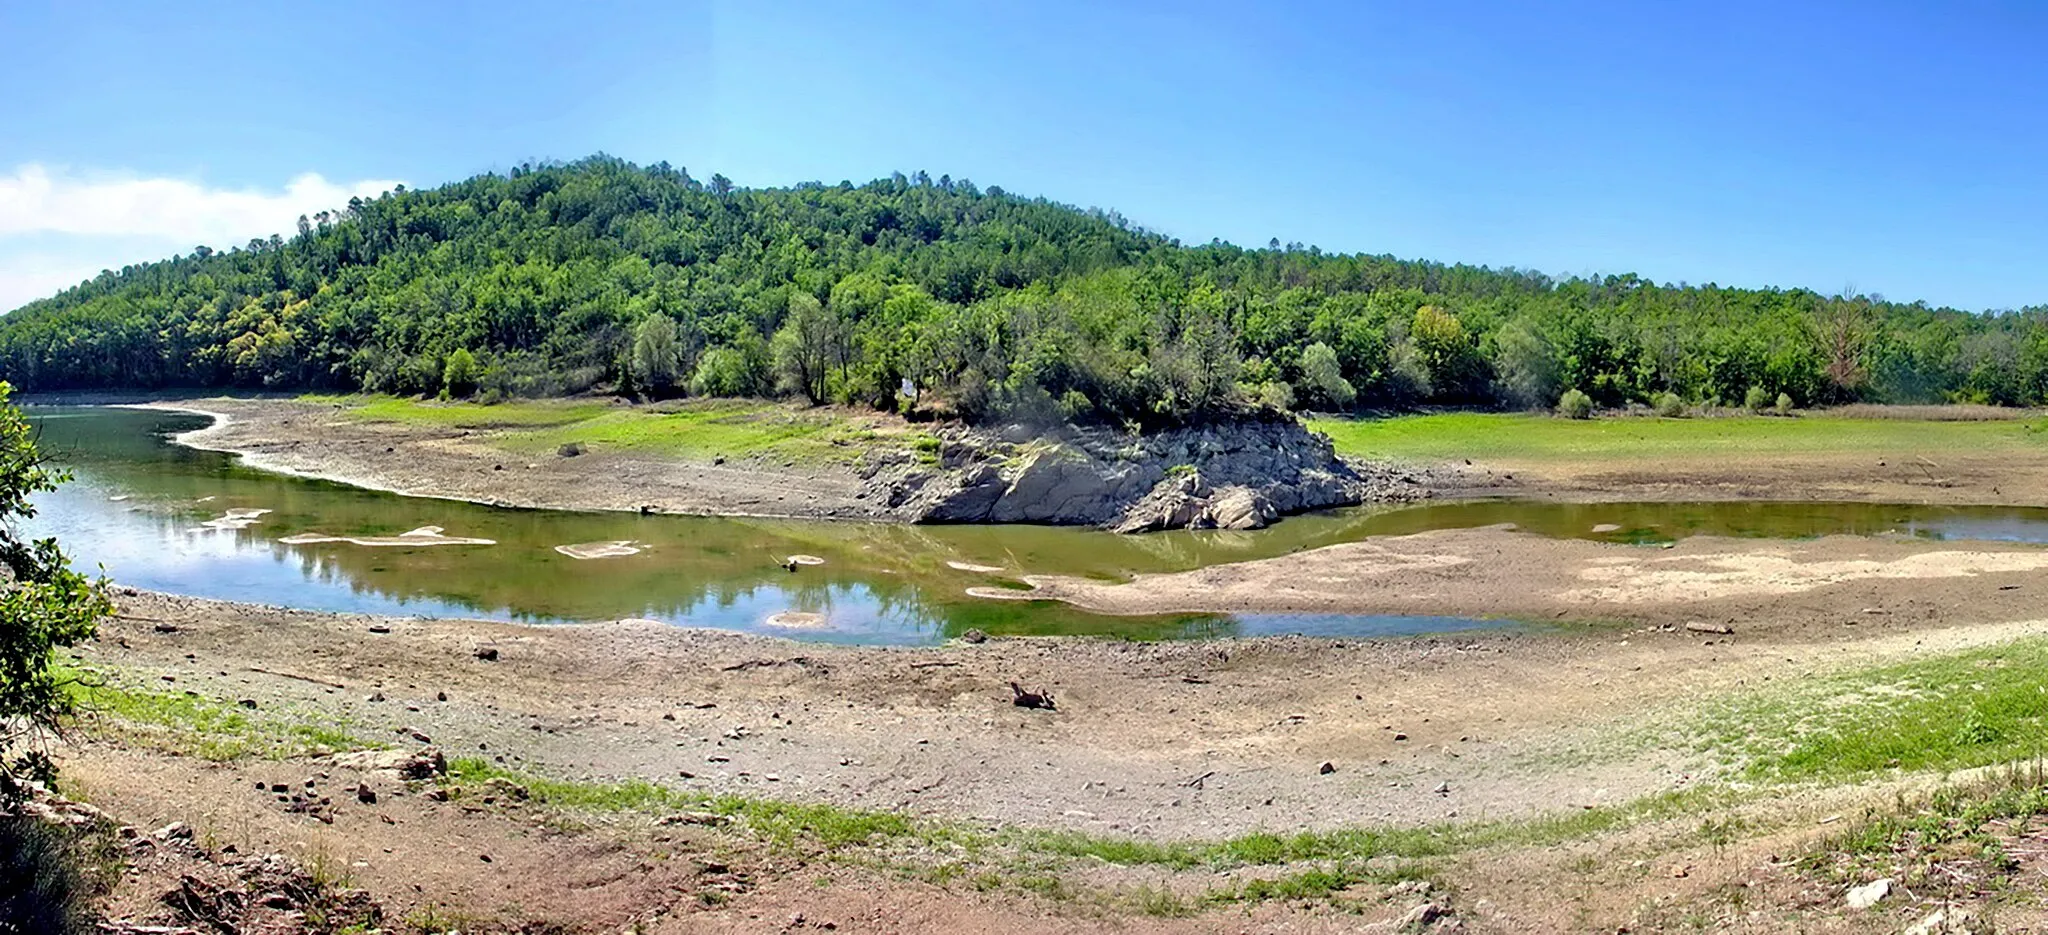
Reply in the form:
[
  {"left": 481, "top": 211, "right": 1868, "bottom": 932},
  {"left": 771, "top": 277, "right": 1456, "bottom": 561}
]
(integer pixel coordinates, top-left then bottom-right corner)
[
  {"left": 690, "top": 344, "right": 767, "bottom": 398},
  {"left": 441, "top": 348, "right": 479, "bottom": 398},
  {"left": 1298, "top": 342, "right": 1355, "bottom": 410},
  {"left": 1056, "top": 389, "right": 1094, "bottom": 423},
  {"left": 1744, "top": 386, "right": 1771, "bottom": 412},
  {"left": 1252, "top": 381, "right": 1294, "bottom": 411},
  {"left": 1775, "top": 392, "right": 1794, "bottom": 415},
  {"left": 0, "top": 816, "right": 94, "bottom": 935},
  {"left": 1556, "top": 388, "right": 1593, "bottom": 419},
  {"left": 1652, "top": 391, "right": 1686, "bottom": 418}
]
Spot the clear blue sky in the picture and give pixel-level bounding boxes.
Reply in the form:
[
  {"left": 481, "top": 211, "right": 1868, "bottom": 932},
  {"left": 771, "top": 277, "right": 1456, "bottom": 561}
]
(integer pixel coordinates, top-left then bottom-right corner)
[{"left": 3, "top": 0, "right": 2045, "bottom": 311}]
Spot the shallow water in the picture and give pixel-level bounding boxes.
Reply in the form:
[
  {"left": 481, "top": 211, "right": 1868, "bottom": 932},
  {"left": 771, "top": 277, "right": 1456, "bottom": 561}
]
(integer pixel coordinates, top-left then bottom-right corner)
[{"left": 25, "top": 406, "right": 2048, "bottom": 644}]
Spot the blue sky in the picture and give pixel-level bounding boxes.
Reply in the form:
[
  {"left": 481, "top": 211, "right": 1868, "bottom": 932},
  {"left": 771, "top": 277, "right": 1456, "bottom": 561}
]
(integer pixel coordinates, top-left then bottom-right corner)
[{"left": 3, "top": 0, "right": 2045, "bottom": 312}]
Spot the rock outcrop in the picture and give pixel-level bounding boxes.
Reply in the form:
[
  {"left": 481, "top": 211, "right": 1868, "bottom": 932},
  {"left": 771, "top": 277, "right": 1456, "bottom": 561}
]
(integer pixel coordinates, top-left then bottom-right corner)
[{"left": 860, "top": 415, "right": 1434, "bottom": 533}]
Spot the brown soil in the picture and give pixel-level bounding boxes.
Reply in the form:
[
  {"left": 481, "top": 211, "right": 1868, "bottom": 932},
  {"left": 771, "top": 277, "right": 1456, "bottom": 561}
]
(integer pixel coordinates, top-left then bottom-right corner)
[
  {"left": 56, "top": 523, "right": 2048, "bottom": 932},
  {"left": 984, "top": 526, "right": 2048, "bottom": 621},
  {"left": 139, "top": 397, "right": 898, "bottom": 520},
  {"left": 1438, "top": 447, "right": 2048, "bottom": 507}
]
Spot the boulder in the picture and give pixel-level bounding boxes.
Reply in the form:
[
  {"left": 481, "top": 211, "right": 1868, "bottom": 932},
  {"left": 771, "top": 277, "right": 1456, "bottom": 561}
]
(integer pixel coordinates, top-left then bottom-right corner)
[
  {"left": 896, "top": 417, "right": 1416, "bottom": 532},
  {"left": 1201, "top": 486, "right": 1276, "bottom": 530}
]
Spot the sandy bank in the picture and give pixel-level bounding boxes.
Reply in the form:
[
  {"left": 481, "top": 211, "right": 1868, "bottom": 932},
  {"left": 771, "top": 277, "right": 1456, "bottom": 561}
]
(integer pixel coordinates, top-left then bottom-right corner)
[
  {"left": 978, "top": 525, "right": 2048, "bottom": 623},
  {"left": 132, "top": 397, "right": 893, "bottom": 520}
]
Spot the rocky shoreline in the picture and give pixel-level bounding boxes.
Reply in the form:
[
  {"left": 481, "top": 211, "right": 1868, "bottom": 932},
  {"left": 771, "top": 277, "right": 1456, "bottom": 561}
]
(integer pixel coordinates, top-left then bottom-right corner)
[{"left": 868, "top": 415, "right": 1435, "bottom": 532}]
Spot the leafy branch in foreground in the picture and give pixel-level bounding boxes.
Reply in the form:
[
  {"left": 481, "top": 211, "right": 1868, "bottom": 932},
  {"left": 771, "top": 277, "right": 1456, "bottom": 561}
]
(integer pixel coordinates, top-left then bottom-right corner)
[{"left": 0, "top": 382, "right": 110, "bottom": 800}]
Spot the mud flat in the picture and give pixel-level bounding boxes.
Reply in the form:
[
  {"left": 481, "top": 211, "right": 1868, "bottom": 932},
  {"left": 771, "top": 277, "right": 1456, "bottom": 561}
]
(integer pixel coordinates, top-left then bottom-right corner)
[
  {"left": 63, "top": 528, "right": 2048, "bottom": 932},
  {"left": 978, "top": 525, "right": 2048, "bottom": 622}
]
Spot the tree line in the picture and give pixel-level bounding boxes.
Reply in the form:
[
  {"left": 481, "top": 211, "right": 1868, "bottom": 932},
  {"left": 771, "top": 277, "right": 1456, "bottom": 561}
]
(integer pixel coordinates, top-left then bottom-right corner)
[{"left": 5, "top": 155, "right": 2048, "bottom": 427}]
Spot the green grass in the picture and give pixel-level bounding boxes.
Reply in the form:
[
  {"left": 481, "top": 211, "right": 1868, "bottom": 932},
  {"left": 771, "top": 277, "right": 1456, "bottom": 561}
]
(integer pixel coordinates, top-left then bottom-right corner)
[
  {"left": 1311, "top": 411, "right": 2048, "bottom": 463},
  {"left": 331, "top": 395, "right": 610, "bottom": 429},
  {"left": 318, "top": 394, "right": 896, "bottom": 463},
  {"left": 1688, "top": 636, "right": 2048, "bottom": 781},
  {"left": 1801, "top": 762, "right": 2048, "bottom": 901},
  {"left": 65, "top": 668, "right": 374, "bottom": 761}
]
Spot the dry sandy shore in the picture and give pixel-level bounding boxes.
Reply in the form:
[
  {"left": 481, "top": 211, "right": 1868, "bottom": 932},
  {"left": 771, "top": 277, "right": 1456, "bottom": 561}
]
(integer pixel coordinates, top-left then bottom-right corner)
[
  {"left": 59, "top": 525, "right": 2048, "bottom": 932},
  {"left": 984, "top": 525, "right": 2048, "bottom": 619}
]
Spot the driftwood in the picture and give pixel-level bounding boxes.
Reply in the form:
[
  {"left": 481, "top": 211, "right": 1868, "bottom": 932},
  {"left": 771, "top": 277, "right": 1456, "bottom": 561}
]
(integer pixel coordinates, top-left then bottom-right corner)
[
  {"left": 1009, "top": 681, "right": 1055, "bottom": 710},
  {"left": 246, "top": 666, "right": 346, "bottom": 689}
]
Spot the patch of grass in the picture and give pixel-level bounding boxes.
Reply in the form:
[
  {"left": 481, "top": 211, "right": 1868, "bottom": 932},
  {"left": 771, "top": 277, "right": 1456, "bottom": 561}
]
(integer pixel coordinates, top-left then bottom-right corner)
[
  {"left": 1312, "top": 411, "right": 2048, "bottom": 463},
  {"left": 324, "top": 394, "right": 898, "bottom": 464},
  {"left": 444, "top": 759, "right": 937, "bottom": 852},
  {"left": 1020, "top": 785, "right": 1728, "bottom": 872},
  {"left": 338, "top": 395, "right": 608, "bottom": 429},
  {"left": 1803, "top": 762, "right": 2048, "bottom": 896},
  {"left": 443, "top": 757, "right": 1737, "bottom": 914},
  {"left": 65, "top": 669, "right": 373, "bottom": 761},
  {"left": 1688, "top": 636, "right": 2048, "bottom": 781}
]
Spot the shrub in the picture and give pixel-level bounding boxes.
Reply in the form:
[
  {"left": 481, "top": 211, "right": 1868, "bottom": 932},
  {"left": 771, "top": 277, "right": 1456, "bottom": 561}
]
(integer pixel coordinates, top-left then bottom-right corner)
[
  {"left": 1252, "top": 381, "right": 1293, "bottom": 411},
  {"left": 1744, "top": 386, "right": 1771, "bottom": 412},
  {"left": 690, "top": 344, "right": 767, "bottom": 398},
  {"left": 1775, "top": 392, "right": 1794, "bottom": 415},
  {"left": 441, "top": 348, "right": 479, "bottom": 398},
  {"left": 1057, "top": 390, "right": 1094, "bottom": 422},
  {"left": 1556, "top": 388, "right": 1593, "bottom": 419},
  {"left": 1652, "top": 392, "right": 1686, "bottom": 418},
  {"left": 1298, "top": 342, "right": 1355, "bottom": 410},
  {"left": 0, "top": 817, "right": 94, "bottom": 935}
]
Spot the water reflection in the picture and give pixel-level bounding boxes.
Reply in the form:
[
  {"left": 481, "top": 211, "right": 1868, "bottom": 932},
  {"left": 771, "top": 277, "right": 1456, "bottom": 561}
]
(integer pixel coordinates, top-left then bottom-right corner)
[{"left": 35, "top": 406, "right": 2048, "bottom": 645}]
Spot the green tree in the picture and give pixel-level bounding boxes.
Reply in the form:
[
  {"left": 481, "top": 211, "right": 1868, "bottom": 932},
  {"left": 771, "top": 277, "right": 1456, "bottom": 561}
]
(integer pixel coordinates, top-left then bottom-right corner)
[
  {"left": 1298, "top": 342, "right": 1356, "bottom": 410},
  {"left": 0, "top": 385, "right": 111, "bottom": 800},
  {"left": 691, "top": 331, "right": 770, "bottom": 397},
  {"left": 630, "top": 314, "right": 684, "bottom": 396},
  {"left": 772, "top": 294, "right": 843, "bottom": 404},
  {"left": 1493, "top": 318, "right": 1560, "bottom": 409},
  {"left": 441, "top": 348, "right": 479, "bottom": 398}
]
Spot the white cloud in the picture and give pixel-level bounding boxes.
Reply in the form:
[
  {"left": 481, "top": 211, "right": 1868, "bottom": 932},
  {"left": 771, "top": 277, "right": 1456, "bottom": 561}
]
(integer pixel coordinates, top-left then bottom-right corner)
[
  {"left": 0, "top": 256, "right": 105, "bottom": 312},
  {"left": 0, "top": 165, "right": 402, "bottom": 244},
  {"left": 0, "top": 165, "right": 404, "bottom": 312}
]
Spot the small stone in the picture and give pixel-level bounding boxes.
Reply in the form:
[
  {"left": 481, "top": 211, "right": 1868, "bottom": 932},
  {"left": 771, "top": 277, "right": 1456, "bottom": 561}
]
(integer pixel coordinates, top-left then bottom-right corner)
[
  {"left": 154, "top": 822, "right": 194, "bottom": 841},
  {"left": 961, "top": 628, "right": 988, "bottom": 644},
  {"left": 473, "top": 647, "right": 499, "bottom": 661},
  {"left": 1318, "top": 762, "right": 1335, "bottom": 775},
  {"left": 355, "top": 783, "right": 377, "bottom": 805},
  {"left": 437, "top": 691, "right": 448, "bottom": 702},
  {"left": 367, "top": 624, "right": 391, "bottom": 635},
  {"left": 1433, "top": 781, "right": 1451, "bottom": 795},
  {"left": 1845, "top": 877, "right": 1892, "bottom": 910},
  {"left": 1399, "top": 902, "right": 1451, "bottom": 928}
]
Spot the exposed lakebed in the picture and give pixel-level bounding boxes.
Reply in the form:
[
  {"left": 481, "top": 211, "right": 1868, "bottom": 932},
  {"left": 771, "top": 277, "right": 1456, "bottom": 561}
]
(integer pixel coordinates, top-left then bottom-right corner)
[{"left": 27, "top": 405, "right": 2048, "bottom": 644}]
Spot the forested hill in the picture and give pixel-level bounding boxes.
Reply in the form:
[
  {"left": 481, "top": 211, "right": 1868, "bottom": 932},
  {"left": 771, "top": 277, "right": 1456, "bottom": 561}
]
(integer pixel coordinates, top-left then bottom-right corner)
[{"left": 5, "top": 155, "right": 2046, "bottom": 426}]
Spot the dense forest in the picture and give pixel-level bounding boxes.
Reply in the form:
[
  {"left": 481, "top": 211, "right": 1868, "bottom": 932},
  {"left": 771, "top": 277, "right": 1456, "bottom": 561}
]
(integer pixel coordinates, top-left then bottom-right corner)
[{"left": 5, "top": 155, "right": 2048, "bottom": 427}]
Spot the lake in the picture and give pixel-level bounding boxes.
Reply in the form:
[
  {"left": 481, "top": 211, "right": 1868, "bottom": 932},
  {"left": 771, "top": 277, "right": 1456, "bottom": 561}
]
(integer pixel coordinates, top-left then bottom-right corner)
[{"left": 28, "top": 406, "right": 2048, "bottom": 644}]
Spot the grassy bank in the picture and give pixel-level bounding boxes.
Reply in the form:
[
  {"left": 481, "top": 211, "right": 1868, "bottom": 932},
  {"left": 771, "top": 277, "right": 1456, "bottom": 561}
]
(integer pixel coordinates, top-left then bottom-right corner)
[
  {"left": 1312, "top": 410, "right": 2048, "bottom": 463},
  {"left": 311, "top": 394, "right": 912, "bottom": 464}
]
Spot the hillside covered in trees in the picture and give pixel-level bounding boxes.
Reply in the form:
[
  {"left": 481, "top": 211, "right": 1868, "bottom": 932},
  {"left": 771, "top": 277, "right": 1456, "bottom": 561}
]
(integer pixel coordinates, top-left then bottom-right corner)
[{"left": 5, "top": 155, "right": 2047, "bottom": 427}]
